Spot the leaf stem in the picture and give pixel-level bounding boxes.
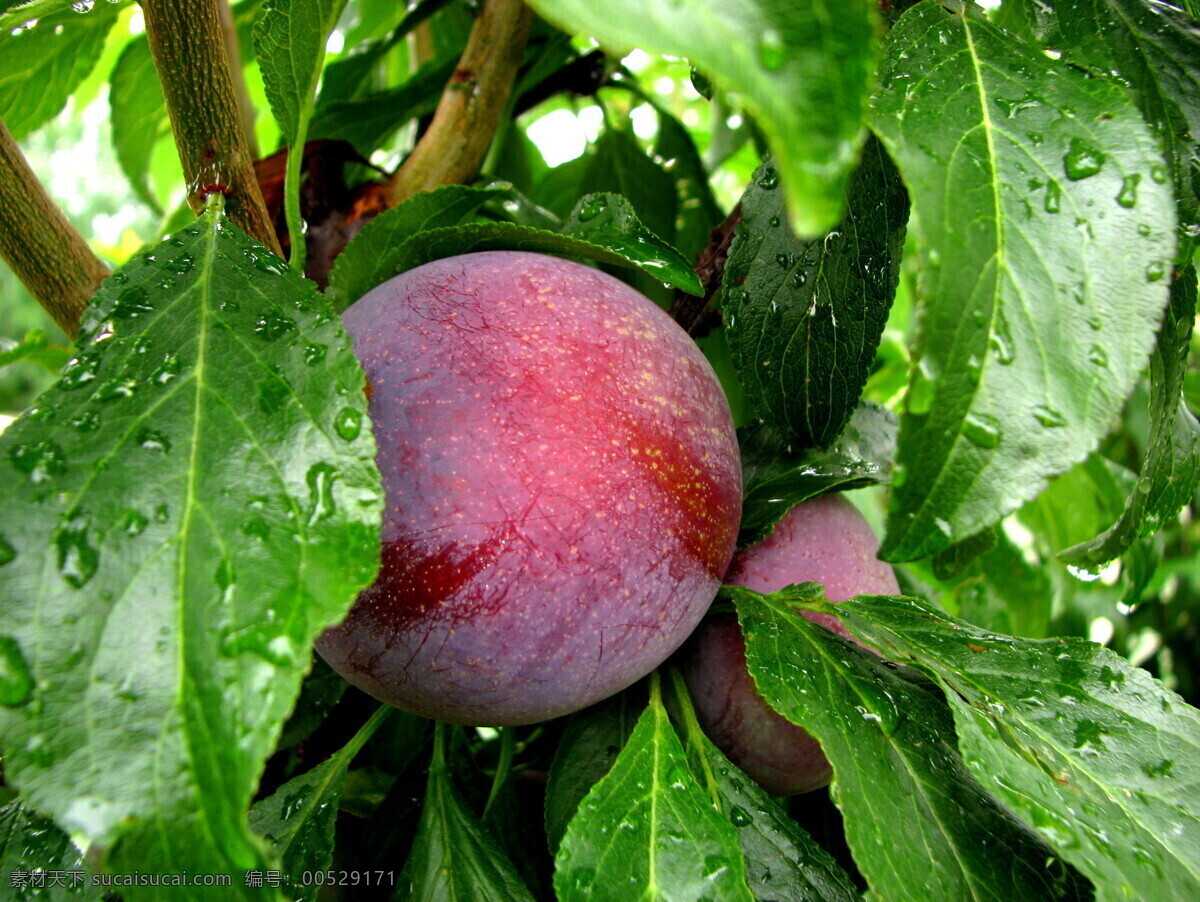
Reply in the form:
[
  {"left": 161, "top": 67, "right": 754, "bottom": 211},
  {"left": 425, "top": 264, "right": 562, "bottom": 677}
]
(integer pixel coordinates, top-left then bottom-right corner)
[
  {"left": 0, "top": 118, "right": 109, "bottom": 339},
  {"left": 141, "top": 0, "right": 282, "bottom": 256},
  {"left": 666, "top": 667, "right": 723, "bottom": 810},
  {"left": 482, "top": 726, "right": 515, "bottom": 820},
  {"left": 431, "top": 720, "right": 448, "bottom": 772},
  {"left": 283, "top": 117, "right": 312, "bottom": 274},
  {"left": 386, "top": 0, "right": 534, "bottom": 205},
  {"left": 337, "top": 704, "right": 394, "bottom": 764}
]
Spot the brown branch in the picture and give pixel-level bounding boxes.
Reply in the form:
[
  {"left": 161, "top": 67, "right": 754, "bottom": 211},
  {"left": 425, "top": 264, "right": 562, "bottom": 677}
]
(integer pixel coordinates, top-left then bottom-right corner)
[
  {"left": 141, "top": 0, "right": 282, "bottom": 256},
  {"left": 386, "top": 0, "right": 534, "bottom": 206},
  {"left": 0, "top": 118, "right": 109, "bottom": 339},
  {"left": 668, "top": 203, "right": 743, "bottom": 337},
  {"left": 217, "top": 0, "right": 259, "bottom": 161}
]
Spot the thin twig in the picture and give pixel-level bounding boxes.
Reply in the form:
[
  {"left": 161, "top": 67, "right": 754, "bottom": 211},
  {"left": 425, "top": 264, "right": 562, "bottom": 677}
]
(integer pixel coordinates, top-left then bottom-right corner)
[
  {"left": 217, "top": 0, "right": 259, "bottom": 161},
  {"left": 668, "top": 203, "right": 743, "bottom": 337},
  {"left": 141, "top": 0, "right": 282, "bottom": 256},
  {"left": 0, "top": 119, "right": 109, "bottom": 339},
  {"left": 387, "top": 0, "right": 534, "bottom": 205}
]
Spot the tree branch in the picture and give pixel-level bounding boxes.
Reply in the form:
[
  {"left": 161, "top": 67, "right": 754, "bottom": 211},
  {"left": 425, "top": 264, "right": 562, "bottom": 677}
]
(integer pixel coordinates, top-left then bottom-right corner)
[
  {"left": 141, "top": 0, "right": 281, "bottom": 256},
  {"left": 387, "top": 0, "right": 534, "bottom": 205},
  {"left": 0, "top": 119, "right": 109, "bottom": 339}
]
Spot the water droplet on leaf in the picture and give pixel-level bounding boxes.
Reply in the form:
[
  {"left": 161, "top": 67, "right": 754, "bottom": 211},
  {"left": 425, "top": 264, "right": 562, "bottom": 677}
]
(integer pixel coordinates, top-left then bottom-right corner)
[
  {"left": 758, "top": 29, "right": 786, "bottom": 71},
  {"left": 55, "top": 517, "right": 98, "bottom": 588},
  {"left": 1033, "top": 405, "right": 1067, "bottom": 428},
  {"left": 306, "top": 463, "right": 338, "bottom": 525},
  {"left": 1117, "top": 174, "right": 1140, "bottom": 208},
  {"left": 122, "top": 510, "right": 149, "bottom": 536},
  {"left": 1063, "top": 138, "right": 1105, "bottom": 180},
  {"left": 963, "top": 413, "right": 1002, "bottom": 449},
  {"left": 334, "top": 408, "right": 361, "bottom": 441},
  {"left": 112, "top": 286, "right": 153, "bottom": 319},
  {"left": 137, "top": 428, "right": 170, "bottom": 453},
  {"left": 254, "top": 312, "right": 295, "bottom": 341},
  {"left": 9, "top": 441, "right": 66, "bottom": 482},
  {"left": 1044, "top": 179, "right": 1062, "bottom": 213},
  {"left": 576, "top": 195, "right": 608, "bottom": 221},
  {"left": 0, "top": 637, "right": 33, "bottom": 707}
]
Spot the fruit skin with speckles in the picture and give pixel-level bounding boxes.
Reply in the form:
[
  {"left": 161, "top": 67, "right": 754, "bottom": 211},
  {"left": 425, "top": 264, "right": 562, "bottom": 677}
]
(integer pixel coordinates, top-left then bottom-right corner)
[
  {"left": 317, "top": 251, "right": 742, "bottom": 726},
  {"left": 680, "top": 493, "right": 898, "bottom": 795}
]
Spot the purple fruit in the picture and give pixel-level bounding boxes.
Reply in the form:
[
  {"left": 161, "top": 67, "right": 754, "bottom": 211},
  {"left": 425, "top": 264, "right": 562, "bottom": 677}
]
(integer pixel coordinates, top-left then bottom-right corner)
[
  {"left": 318, "top": 251, "right": 742, "bottom": 726},
  {"left": 680, "top": 494, "right": 899, "bottom": 795}
]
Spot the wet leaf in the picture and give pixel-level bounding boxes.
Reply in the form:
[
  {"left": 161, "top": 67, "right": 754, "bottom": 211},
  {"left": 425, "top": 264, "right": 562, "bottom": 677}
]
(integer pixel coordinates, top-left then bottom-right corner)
[
  {"left": 0, "top": 1, "right": 121, "bottom": 138},
  {"left": 872, "top": 3, "right": 1176, "bottom": 560},
  {"left": 672, "top": 671, "right": 859, "bottom": 902},
  {"left": 331, "top": 214, "right": 701, "bottom": 309},
  {"left": 544, "top": 690, "right": 640, "bottom": 855},
  {"left": 554, "top": 680, "right": 753, "bottom": 902},
  {"left": 399, "top": 729, "right": 534, "bottom": 902},
  {"left": 525, "top": 0, "right": 878, "bottom": 236},
  {"left": 1063, "top": 266, "right": 1200, "bottom": 566},
  {"left": 1035, "top": 0, "right": 1200, "bottom": 258},
  {"left": 730, "top": 584, "right": 1090, "bottom": 902},
  {"left": 723, "top": 139, "right": 909, "bottom": 449},
  {"left": 251, "top": 707, "right": 391, "bottom": 900},
  {"left": 0, "top": 206, "right": 383, "bottom": 900},
  {"left": 835, "top": 593, "right": 1200, "bottom": 902},
  {"left": 109, "top": 35, "right": 169, "bottom": 214},
  {"left": 327, "top": 185, "right": 513, "bottom": 309},
  {"left": 0, "top": 799, "right": 102, "bottom": 900},
  {"left": 738, "top": 402, "right": 895, "bottom": 546}
]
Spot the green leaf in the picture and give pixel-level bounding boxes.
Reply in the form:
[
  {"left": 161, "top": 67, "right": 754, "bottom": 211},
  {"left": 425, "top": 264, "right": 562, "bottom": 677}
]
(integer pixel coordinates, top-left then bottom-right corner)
[
  {"left": 0, "top": 207, "right": 383, "bottom": 900},
  {"left": 544, "top": 690, "right": 640, "bottom": 855},
  {"left": 0, "top": 799, "right": 102, "bottom": 900},
  {"left": 398, "top": 726, "right": 535, "bottom": 902},
  {"left": 251, "top": 706, "right": 392, "bottom": 900},
  {"left": 0, "top": 2, "right": 122, "bottom": 138},
  {"left": 0, "top": 0, "right": 129, "bottom": 29},
  {"left": 931, "top": 528, "right": 998, "bottom": 582},
  {"left": 652, "top": 107, "right": 724, "bottom": 262},
  {"left": 0, "top": 328, "right": 69, "bottom": 373},
  {"left": 559, "top": 192, "right": 700, "bottom": 293},
  {"left": 946, "top": 529, "right": 1054, "bottom": 639},
  {"left": 723, "top": 138, "right": 908, "bottom": 448},
  {"left": 525, "top": 0, "right": 878, "bottom": 236},
  {"left": 1036, "top": 0, "right": 1200, "bottom": 259},
  {"left": 275, "top": 655, "right": 346, "bottom": 751},
  {"left": 576, "top": 130, "right": 678, "bottom": 253},
  {"left": 671, "top": 670, "right": 859, "bottom": 902},
  {"left": 730, "top": 584, "right": 1089, "bottom": 902},
  {"left": 315, "top": 0, "right": 453, "bottom": 108},
  {"left": 554, "top": 678, "right": 753, "bottom": 902},
  {"left": 331, "top": 219, "right": 702, "bottom": 312},
  {"left": 327, "top": 185, "right": 512, "bottom": 309},
  {"left": 1063, "top": 266, "right": 1200, "bottom": 567},
  {"left": 833, "top": 593, "right": 1200, "bottom": 902},
  {"left": 109, "top": 35, "right": 170, "bottom": 214},
  {"left": 872, "top": 3, "right": 1176, "bottom": 561},
  {"left": 308, "top": 56, "right": 452, "bottom": 154},
  {"left": 254, "top": 0, "right": 347, "bottom": 142},
  {"left": 254, "top": 0, "right": 348, "bottom": 271},
  {"left": 738, "top": 402, "right": 895, "bottom": 546}
]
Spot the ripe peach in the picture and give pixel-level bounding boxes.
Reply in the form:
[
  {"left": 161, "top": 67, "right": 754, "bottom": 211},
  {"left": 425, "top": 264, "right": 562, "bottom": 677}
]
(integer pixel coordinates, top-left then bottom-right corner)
[{"left": 318, "top": 251, "right": 742, "bottom": 725}]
